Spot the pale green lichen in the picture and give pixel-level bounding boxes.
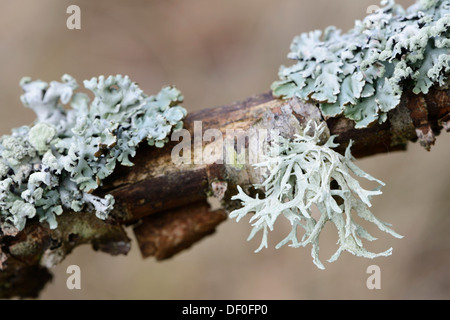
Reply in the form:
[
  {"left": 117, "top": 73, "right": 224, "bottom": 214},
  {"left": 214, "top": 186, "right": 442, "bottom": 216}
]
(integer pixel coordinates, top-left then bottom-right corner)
[
  {"left": 230, "top": 121, "right": 402, "bottom": 269},
  {"left": 271, "top": 0, "right": 450, "bottom": 128},
  {"left": 0, "top": 75, "right": 187, "bottom": 231}
]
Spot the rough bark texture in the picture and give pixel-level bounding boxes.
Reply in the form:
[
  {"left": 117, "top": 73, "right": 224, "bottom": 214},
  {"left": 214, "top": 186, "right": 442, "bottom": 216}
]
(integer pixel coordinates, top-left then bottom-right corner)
[
  {"left": 0, "top": 211, "right": 130, "bottom": 298},
  {"left": 0, "top": 83, "right": 449, "bottom": 298}
]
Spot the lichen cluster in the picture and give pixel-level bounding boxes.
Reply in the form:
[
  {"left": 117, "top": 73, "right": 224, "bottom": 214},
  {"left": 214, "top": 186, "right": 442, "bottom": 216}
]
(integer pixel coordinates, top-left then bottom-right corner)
[
  {"left": 230, "top": 121, "right": 402, "bottom": 269},
  {"left": 271, "top": 0, "right": 450, "bottom": 128},
  {"left": 0, "top": 75, "right": 186, "bottom": 231}
]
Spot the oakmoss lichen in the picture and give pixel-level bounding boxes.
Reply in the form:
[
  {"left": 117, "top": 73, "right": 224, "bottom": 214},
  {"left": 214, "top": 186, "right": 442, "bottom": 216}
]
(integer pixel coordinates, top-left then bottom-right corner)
[
  {"left": 271, "top": 0, "right": 449, "bottom": 128},
  {"left": 230, "top": 0, "right": 450, "bottom": 269},
  {"left": 230, "top": 121, "right": 402, "bottom": 269},
  {"left": 0, "top": 75, "right": 187, "bottom": 231}
]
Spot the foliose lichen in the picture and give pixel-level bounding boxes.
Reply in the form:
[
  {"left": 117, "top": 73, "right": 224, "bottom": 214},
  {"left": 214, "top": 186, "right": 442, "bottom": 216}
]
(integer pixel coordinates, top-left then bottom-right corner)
[
  {"left": 0, "top": 75, "right": 187, "bottom": 231},
  {"left": 271, "top": 0, "right": 449, "bottom": 128},
  {"left": 230, "top": 121, "right": 402, "bottom": 269}
]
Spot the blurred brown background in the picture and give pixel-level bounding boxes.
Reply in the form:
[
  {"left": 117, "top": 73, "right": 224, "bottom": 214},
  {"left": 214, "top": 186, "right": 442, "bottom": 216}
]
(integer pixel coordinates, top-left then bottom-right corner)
[{"left": 1, "top": 0, "right": 449, "bottom": 299}]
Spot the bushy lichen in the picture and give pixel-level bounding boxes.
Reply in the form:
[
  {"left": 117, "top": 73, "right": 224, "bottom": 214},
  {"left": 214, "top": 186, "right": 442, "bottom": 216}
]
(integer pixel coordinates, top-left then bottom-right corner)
[
  {"left": 0, "top": 75, "right": 187, "bottom": 231},
  {"left": 230, "top": 121, "right": 402, "bottom": 269},
  {"left": 271, "top": 0, "right": 450, "bottom": 128}
]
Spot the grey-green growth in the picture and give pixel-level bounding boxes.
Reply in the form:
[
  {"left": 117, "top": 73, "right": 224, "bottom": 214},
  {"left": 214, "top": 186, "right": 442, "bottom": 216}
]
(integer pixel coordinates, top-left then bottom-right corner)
[
  {"left": 271, "top": 0, "right": 449, "bottom": 128},
  {"left": 0, "top": 75, "right": 187, "bottom": 231},
  {"left": 230, "top": 122, "right": 403, "bottom": 269}
]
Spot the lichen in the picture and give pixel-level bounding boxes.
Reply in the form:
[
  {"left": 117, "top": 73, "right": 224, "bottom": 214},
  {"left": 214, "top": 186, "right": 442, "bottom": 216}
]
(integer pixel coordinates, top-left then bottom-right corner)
[
  {"left": 230, "top": 121, "right": 402, "bottom": 269},
  {"left": 0, "top": 75, "right": 187, "bottom": 231},
  {"left": 271, "top": 0, "right": 450, "bottom": 128}
]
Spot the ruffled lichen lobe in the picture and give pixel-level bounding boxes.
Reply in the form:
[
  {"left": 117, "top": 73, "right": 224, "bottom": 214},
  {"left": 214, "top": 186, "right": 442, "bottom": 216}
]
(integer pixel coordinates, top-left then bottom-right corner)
[
  {"left": 272, "top": 0, "right": 449, "bottom": 129},
  {"left": 0, "top": 75, "right": 187, "bottom": 232}
]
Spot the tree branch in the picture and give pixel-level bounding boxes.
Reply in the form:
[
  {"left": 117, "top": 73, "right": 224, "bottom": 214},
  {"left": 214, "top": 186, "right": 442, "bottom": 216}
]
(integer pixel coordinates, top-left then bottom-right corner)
[
  {"left": 1, "top": 84, "right": 449, "bottom": 298},
  {"left": 104, "top": 84, "right": 449, "bottom": 222}
]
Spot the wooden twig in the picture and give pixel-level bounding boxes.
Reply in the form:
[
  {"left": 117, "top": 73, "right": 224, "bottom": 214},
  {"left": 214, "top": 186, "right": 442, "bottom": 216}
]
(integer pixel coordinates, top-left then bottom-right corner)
[{"left": 1, "top": 84, "right": 449, "bottom": 298}]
